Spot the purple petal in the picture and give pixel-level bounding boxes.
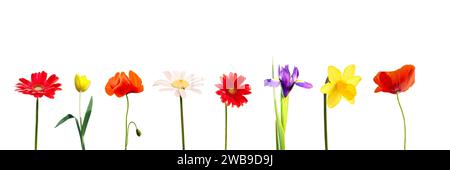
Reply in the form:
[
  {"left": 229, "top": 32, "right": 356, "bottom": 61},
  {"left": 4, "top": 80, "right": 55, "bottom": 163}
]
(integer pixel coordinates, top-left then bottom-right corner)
[
  {"left": 295, "top": 81, "right": 313, "bottom": 89},
  {"left": 292, "top": 66, "right": 299, "bottom": 82},
  {"left": 264, "top": 79, "right": 280, "bottom": 87}
]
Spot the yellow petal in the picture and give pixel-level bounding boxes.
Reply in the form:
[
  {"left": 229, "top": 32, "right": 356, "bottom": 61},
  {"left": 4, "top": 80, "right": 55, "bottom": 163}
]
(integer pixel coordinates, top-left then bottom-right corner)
[
  {"left": 327, "top": 89, "right": 341, "bottom": 108},
  {"left": 343, "top": 64, "right": 355, "bottom": 80},
  {"left": 328, "top": 66, "right": 342, "bottom": 82},
  {"left": 346, "top": 76, "right": 361, "bottom": 87},
  {"left": 340, "top": 84, "right": 357, "bottom": 103},
  {"left": 320, "top": 82, "right": 335, "bottom": 94},
  {"left": 75, "top": 74, "right": 91, "bottom": 92}
]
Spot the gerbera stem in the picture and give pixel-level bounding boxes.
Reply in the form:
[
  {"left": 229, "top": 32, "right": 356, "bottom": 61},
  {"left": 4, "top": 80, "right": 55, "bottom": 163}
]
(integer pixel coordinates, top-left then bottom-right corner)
[
  {"left": 35, "top": 98, "right": 39, "bottom": 150},
  {"left": 225, "top": 104, "right": 228, "bottom": 150},
  {"left": 125, "top": 94, "right": 130, "bottom": 150},
  {"left": 396, "top": 93, "right": 407, "bottom": 150},
  {"left": 179, "top": 96, "right": 185, "bottom": 150}
]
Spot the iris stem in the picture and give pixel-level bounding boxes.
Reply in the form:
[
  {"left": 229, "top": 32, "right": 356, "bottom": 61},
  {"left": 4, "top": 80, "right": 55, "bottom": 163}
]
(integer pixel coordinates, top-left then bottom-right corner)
[
  {"left": 35, "top": 98, "right": 39, "bottom": 150},
  {"left": 396, "top": 93, "right": 407, "bottom": 150},
  {"left": 125, "top": 94, "right": 130, "bottom": 150},
  {"left": 225, "top": 104, "right": 228, "bottom": 150},
  {"left": 179, "top": 96, "right": 185, "bottom": 150}
]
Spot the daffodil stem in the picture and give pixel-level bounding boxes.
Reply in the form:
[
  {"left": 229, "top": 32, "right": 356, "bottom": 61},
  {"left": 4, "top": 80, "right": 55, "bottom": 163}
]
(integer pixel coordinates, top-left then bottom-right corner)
[
  {"left": 225, "top": 104, "right": 228, "bottom": 150},
  {"left": 324, "top": 93, "right": 328, "bottom": 150},
  {"left": 34, "top": 98, "right": 39, "bottom": 150},
  {"left": 125, "top": 94, "right": 130, "bottom": 150},
  {"left": 396, "top": 93, "right": 407, "bottom": 150},
  {"left": 179, "top": 96, "right": 185, "bottom": 150}
]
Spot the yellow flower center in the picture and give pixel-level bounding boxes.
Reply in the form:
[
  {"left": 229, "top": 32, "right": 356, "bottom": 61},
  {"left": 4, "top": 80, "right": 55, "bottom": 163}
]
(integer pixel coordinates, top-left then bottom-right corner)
[
  {"left": 171, "top": 79, "right": 190, "bottom": 89},
  {"left": 33, "top": 85, "right": 44, "bottom": 91},
  {"left": 336, "top": 81, "right": 347, "bottom": 91},
  {"left": 227, "top": 88, "right": 237, "bottom": 94}
]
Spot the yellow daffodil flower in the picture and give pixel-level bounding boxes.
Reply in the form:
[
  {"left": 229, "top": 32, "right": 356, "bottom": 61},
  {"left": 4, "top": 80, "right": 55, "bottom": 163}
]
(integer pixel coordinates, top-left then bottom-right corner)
[{"left": 320, "top": 64, "right": 361, "bottom": 108}]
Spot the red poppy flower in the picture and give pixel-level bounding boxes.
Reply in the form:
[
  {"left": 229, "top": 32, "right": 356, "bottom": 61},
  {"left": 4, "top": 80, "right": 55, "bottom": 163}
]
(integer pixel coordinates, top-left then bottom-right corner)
[
  {"left": 216, "top": 73, "right": 251, "bottom": 107},
  {"left": 105, "top": 70, "right": 144, "bottom": 97},
  {"left": 16, "top": 71, "right": 62, "bottom": 99},
  {"left": 374, "top": 65, "right": 415, "bottom": 94}
]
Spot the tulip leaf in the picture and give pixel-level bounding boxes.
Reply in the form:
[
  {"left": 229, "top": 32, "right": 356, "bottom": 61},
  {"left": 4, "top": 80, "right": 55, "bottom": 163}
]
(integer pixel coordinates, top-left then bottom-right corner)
[
  {"left": 81, "top": 96, "right": 93, "bottom": 137},
  {"left": 55, "top": 114, "right": 75, "bottom": 128}
]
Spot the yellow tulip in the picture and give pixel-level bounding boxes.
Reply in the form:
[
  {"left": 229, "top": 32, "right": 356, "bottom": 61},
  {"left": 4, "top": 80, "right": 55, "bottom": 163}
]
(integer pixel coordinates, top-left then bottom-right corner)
[
  {"left": 75, "top": 74, "right": 91, "bottom": 92},
  {"left": 320, "top": 64, "right": 361, "bottom": 108}
]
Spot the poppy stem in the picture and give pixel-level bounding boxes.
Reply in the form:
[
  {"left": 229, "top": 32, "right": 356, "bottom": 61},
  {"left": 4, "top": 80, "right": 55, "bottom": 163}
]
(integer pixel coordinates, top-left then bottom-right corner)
[
  {"left": 35, "top": 98, "right": 39, "bottom": 150},
  {"left": 125, "top": 94, "right": 130, "bottom": 150},
  {"left": 179, "top": 96, "right": 185, "bottom": 150},
  {"left": 396, "top": 93, "right": 407, "bottom": 150},
  {"left": 225, "top": 104, "right": 228, "bottom": 150}
]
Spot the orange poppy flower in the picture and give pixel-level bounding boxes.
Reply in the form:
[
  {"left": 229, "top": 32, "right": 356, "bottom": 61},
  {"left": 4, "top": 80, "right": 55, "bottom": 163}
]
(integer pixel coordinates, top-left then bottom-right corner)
[
  {"left": 105, "top": 70, "right": 144, "bottom": 97},
  {"left": 374, "top": 65, "right": 415, "bottom": 94}
]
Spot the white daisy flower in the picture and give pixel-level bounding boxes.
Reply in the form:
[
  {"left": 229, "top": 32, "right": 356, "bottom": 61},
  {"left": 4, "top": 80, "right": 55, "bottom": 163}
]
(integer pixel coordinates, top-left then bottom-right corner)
[{"left": 153, "top": 71, "right": 203, "bottom": 98}]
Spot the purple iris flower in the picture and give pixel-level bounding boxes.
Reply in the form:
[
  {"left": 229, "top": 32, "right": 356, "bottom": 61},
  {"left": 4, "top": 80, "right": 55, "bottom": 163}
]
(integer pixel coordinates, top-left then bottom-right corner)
[{"left": 264, "top": 65, "right": 313, "bottom": 97}]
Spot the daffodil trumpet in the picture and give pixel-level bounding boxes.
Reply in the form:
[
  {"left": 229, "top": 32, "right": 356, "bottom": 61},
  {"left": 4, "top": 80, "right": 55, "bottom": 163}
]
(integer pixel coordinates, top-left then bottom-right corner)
[
  {"left": 56, "top": 74, "right": 93, "bottom": 150},
  {"left": 321, "top": 65, "right": 361, "bottom": 150},
  {"left": 264, "top": 58, "right": 313, "bottom": 150}
]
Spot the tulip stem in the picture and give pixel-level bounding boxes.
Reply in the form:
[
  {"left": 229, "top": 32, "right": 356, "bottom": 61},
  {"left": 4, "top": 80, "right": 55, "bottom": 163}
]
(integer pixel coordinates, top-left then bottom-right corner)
[
  {"left": 179, "top": 96, "right": 185, "bottom": 150},
  {"left": 35, "top": 98, "right": 39, "bottom": 150},
  {"left": 125, "top": 94, "right": 130, "bottom": 150},
  {"left": 78, "top": 92, "right": 86, "bottom": 150},
  {"left": 396, "top": 93, "right": 407, "bottom": 150},
  {"left": 225, "top": 104, "right": 228, "bottom": 150}
]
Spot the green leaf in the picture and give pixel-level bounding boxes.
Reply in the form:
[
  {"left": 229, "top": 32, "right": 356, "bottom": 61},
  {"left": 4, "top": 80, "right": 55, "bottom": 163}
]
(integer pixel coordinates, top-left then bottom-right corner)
[
  {"left": 55, "top": 114, "right": 75, "bottom": 128},
  {"left": 81, "top": 96, "right": 93, "bottom": 136}
]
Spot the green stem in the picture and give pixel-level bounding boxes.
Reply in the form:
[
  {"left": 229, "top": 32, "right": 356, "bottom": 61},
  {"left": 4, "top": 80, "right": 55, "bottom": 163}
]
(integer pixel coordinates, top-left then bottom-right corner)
[
  {"left": 125, "top": 94, "right": 130, "bottom": 150},
  {"left": 324, "top": 77, "right": 329, "bottom": 150},
  {"left": 179, "top": 96, "right": 185, "bottom": 150},
  {"left": 35, "top": 98, "right": 39, "bottom": 150},
  {"left": 324, "top": 93, "right": 328, "bottom": 150},
  {"left": 79, "top": 92, "right": 83, "bottom": 126},
  {"left": 78, "top": 92, "right": 85, "bottom": 150},
  {"left": 225, "top": 104, "right": 228, "bottom": 150},
  {"left": 75, "top": 120, "right": 85, "bottom": 150},
  {"left": 396, "top": 93, "right": 407, "bottom": 150}
]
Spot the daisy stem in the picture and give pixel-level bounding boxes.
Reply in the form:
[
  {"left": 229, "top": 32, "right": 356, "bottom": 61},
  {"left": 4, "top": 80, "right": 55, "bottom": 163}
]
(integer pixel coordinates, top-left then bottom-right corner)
[
  {"left": 179, "top": 96, "right": 185, "bottom": 150},
  {"left": 125, "top": 94, "right": 130, "bottom": 150},
  {"left": 396, "top": 93, "right": 407, "bottom": 150},
  {"left": 225, "top": 104, "right": 228, "bottom": 150},
  {"left": 34, "top": 98, "right": 39, "bottom": 150}
]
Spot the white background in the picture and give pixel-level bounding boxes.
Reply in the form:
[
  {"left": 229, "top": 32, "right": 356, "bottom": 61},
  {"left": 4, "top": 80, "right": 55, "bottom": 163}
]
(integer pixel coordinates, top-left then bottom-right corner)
[{"left": 0, "top": 0, "right": 449, "bottom": 150}]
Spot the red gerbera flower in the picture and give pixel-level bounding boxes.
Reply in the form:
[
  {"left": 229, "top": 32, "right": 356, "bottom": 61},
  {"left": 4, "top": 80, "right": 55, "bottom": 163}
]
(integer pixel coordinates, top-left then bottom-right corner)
[
  {"left": 374, "top": 65, "right": 415, "bottom": 94},
  {"left": 216, "top": 73, "right": 251, "bottom": 107},
  {"left": 16, "top": 71, "right": 62, "bottom": 99}
]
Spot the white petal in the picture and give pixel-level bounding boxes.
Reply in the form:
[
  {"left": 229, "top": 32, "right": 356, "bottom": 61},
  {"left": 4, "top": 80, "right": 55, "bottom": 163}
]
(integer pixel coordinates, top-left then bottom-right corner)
[
  {"left": 188, "top": 88, "right": 202, "bottom": 94},
  {"left": 174, "top": 90, "right": 181, "bottom": 97},
  {"left": 163, "top": 71, "right": 173, "bottom": 81},
  {"left": 179, "top": 89, "right": 186, "bottom": 98},
  {"left": 153, "top": 80, "right": 171, "bottom": 87},
  {"left": 159, "top": 88, "right": 175, "bottom": 92}
]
